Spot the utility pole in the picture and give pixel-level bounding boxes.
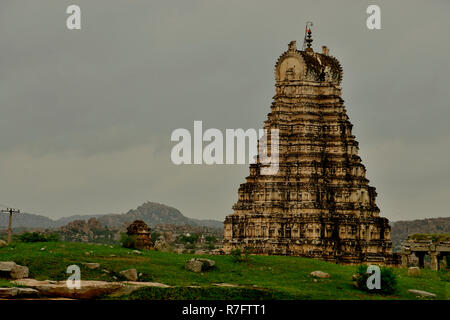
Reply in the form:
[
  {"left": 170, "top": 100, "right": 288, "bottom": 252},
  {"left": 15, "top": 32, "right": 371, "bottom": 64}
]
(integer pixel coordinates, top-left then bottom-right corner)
[{"left": 1, "top": 208, "right": 20, "bottom": 244}]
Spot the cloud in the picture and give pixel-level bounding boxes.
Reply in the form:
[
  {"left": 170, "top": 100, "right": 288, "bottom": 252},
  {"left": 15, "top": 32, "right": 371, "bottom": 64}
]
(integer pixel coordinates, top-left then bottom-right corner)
[{"left": 0, "top": 0, "right": 449, "bottom": 221}]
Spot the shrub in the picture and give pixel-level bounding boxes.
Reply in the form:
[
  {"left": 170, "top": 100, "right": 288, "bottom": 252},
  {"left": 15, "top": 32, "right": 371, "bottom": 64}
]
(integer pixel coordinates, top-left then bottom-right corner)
[
  {"left": 205, "top": 235, "right": 217, "bottom": 243},
  {"left": 355, "top": 265, "right": 397, "bottom": 295},
  {"left": 120, "top": 233, "right": 137, "bottom": 249},
  {"left": 18, "top": 232, "right": 59, "bottom": 243},
  {"left": 176, "top": 234, "right": 199, "bottom": 244},
  {"left": 231, "top": 247, "right": 252, "bottom": 263}
]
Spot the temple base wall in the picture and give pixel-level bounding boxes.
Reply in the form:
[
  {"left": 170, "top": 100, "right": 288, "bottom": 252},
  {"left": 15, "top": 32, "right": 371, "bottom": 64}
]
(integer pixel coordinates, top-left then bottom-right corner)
[{"left": 223, "top": 213, "right": 400, "bottom": 266}]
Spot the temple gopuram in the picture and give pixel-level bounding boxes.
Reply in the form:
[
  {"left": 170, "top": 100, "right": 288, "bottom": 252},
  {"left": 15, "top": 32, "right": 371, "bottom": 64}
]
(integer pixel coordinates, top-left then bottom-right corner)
[{"left": 223, "top": 31, "right": 399, "bottom": 265}]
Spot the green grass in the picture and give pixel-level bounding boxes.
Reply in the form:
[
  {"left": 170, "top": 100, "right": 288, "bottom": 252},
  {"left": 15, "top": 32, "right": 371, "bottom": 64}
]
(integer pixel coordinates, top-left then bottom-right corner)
[
  {"left": 408, "top": 233, "right": 450, "bottom": 243},
  {"left": 0, "top": 279, "right": 18, "bottom": 288},
  {"left": 0, "top": 242, "right": 448, "bottom": 300}
]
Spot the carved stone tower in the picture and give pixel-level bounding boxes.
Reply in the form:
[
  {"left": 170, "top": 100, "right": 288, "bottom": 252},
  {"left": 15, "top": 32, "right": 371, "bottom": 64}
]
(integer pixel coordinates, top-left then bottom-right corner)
[{"left": 223, "top": 39, "right": 399, "bottom": 265}]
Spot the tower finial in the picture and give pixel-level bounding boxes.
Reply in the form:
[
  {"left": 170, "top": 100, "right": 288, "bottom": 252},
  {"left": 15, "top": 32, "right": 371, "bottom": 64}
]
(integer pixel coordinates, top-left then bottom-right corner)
[{"left": 303, "top": 21, "right": 314, "bottom": 50}]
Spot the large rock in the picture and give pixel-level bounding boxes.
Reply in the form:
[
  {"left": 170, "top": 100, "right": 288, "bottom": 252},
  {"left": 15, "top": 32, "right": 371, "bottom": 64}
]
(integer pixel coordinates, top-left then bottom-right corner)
[
  {"left": 12, "top": 279, "right": 123, "bottom": 299},
  {"left": 408, "top": 267, "right": 421, "bottom": 276},
  {"left": 310, "top": 271, "right": 331, "bottom": 279},
  {"left": 108, "top": 281, "right": 171, "bottom": 297},
  {"left": 197, "top": 258, "right": 215, "bottom": 268},
  {"left": 120, "top": 269, "right": 138, "bottom": 281},
  {"left": 185, "top": 258, "right": 215, "bottom": 273},
  {"left": 407, "top": 289, "right": 436, "bottom": 298},
  {"left": 12, "top": 279, "right": 172, "bottom": 299},
  {"left": 0, "top": 261, "right": 29, "bottom": 279},
  {"left": 82, "top": 263, "right": 100, "bottom": 270},
  {"left": 0, "top": 287, "right": 39, "bottom": 298}
]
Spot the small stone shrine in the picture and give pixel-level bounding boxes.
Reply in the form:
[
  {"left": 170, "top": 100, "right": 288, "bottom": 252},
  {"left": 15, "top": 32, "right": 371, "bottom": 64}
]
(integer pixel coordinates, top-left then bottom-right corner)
[
  {"left": 127, "top": 220, "right": 154, "bottom": 250},
  {"left": 400, "top": 234, "right": 450, "bottom": 270}
]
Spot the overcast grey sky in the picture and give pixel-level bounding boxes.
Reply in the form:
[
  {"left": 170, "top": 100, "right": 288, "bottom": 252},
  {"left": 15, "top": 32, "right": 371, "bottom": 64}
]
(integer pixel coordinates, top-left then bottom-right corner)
[{"left": 0, "top": 0, "right": 449, "bottom": 222}]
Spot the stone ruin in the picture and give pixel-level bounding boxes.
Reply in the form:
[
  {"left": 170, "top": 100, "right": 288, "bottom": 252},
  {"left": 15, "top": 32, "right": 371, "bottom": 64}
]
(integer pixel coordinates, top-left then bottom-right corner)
[
  {"left": 223, "top": 37, "right": 399, "bottom": 265},
  {"left": 400, "top": 234, "right": 450, "bottom": 270},
  {"left": 126, "top": 220, "right": 154, "bottom": 250}
]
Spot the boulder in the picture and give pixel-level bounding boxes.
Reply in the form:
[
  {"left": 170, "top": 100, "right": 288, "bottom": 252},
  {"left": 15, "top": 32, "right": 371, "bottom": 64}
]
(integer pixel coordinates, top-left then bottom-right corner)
[
  {"left": 197, "top": 258, "right": 215, "bottom": 268},
  {"left": 0, "top": 261, "right": 29, "bottom": 279},
  {"left": 12, "top": 279, "right": 123, "bottom": 299},
  {"left": 211, "top": 249, "right": 224, "bottom": 255},
  {"left": 212, "top": 283, "right": 240, "bottom": 288},
  {"left": 408, "top": 267, "right": 421, "bottom": 276},
  {"left": 185, "top": 259, "right": 203, "bottom": 273},
  {"left": 310, "top": 271, "right": 331, "bottom": 279},
  {"left": 109, "top": 281, "right": 171, "bottom": 297},
  {"left": 407, "top": 289, "right": 436, "bottom": 298},
  {"left": 0, "top": 287, "right": 39, "bottom": 298},
  {"left": 120, "top": 269, "right": 138, "bottom": 281},
  {"left": 0, "top": 287, "right": 19, "bottom": 298},
  {"left": 82, "top": 263, "right": 100, "bottom": 270},
  {"left": 185, "top": 258, "right": 215, "bottom": 273}
]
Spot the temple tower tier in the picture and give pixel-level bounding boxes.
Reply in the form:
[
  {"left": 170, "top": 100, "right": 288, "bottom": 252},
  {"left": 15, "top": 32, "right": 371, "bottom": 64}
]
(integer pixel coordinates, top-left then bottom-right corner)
[{"left": 223, "top": 40, "right": 399, "bottom": 265}]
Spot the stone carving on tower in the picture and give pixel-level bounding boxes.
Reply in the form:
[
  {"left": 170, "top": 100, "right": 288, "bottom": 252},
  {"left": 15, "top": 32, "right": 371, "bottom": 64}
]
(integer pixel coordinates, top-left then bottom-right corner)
[{"left": 223, "top": 33, "right": 399, "bottom": 265}]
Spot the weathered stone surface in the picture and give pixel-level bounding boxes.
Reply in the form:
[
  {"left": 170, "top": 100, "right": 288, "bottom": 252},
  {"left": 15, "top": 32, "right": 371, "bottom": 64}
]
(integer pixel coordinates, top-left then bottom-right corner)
[
  {"left": 0, "top": 287, "right": 39, "bottom": 298},
  {"left": 400, "top": 235, "right": 450, "bottom": 271},
  {"left": 109, "top": 281, "right": 171, "bottom": 297},
  {"left": 197, "top": 258, "right": 215, "bottom": 268},
  {"left": 213, "top": 283, "right": 240, "bottom": 288},
  {"left": 120, "top": 269, "right": 138, "bottom": 281},
  {"left": 12, "top": 279, "right": 123, "bottom": 299},
  {"left": 123, "top": 281, "right": 170, "bottom": 288},
  {"left": 310, "top": 271, "right": 330, "bottom": 279},
  {"left": 0, "top": 261, "right": 29, "bottom": 279},
  {"left": 185, "top": 259, "right": 203, "bottom": 273},
  {"left": 126, "top": 220, "right": 154, "bottom": 250},
  {"left": 223, "top": 39, "right": 398, "bottom": 266},
  {"left": 211, "top": 249, "right": 224, "bottom": 255},
  {"left": 408, "top": 267, "right": 421, "bottom": 276},
  {"left": 82, "top": 263, "right": 100, "bottom": 270},
  {"left": 407, "top": 289, "right": 436, "bottom": 297},
  {"left": 185, "top": 258, "right": 215, "bottom": 273},
  {"left": 0, "top": 287, "right": 19, "bottom": 298}
]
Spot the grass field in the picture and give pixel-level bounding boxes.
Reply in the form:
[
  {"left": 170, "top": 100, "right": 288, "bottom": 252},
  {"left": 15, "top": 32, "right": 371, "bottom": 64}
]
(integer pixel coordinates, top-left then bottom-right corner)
[{"left": 0, "top": 242, "right": 448, "bottom": 300}]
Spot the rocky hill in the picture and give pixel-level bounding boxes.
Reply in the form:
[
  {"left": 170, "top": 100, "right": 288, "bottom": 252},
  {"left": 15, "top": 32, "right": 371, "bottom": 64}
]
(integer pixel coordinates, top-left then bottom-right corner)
[
  {"left": 3, "top": 200, "right": 449, "bottom": 249},
  {"left": 0, "top": 201, "right": 223, "bottom": 230},
  {"left": 0, "top": 203, "right": 55, "bottom": 229}
]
